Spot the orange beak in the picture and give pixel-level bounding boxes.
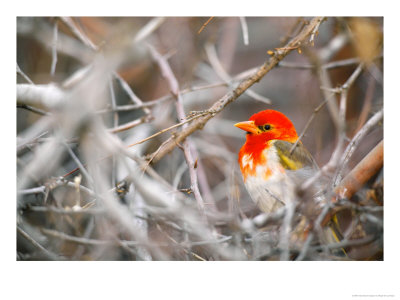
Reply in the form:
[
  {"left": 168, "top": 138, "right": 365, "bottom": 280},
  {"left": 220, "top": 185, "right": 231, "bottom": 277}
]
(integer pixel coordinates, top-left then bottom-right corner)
[{"left": 234, "top": 120, "right": 259, "bottom": 134}]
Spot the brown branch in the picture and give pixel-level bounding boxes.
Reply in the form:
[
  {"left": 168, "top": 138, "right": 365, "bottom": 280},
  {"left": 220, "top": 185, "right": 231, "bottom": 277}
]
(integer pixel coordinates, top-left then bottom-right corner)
[
  {"left": 198, "top": 17, "right": 214, "bottom": 34},
  {"left": 319, "top": 140, "right": 383, "bottom": 228},
  {"left": 150, "top": 17, "right": 325, "bottom": 164},
  {"left": 335, "top": 140, "right": 383, "bottom": 200}
]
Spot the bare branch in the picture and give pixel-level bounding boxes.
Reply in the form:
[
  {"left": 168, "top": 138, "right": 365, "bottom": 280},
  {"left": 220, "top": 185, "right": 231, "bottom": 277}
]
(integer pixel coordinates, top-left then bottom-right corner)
[
  {"left": 60, "top": 17, "right": 98, "bottom": 50},
  {"left": 309, "top": 16, "right": 324, "bottom": 45},
  {"left": 17, "top": 83, "right": 65, "bottom": 110},
  {"left": 335, "top": 140, "right": 383, "bottom": 200},
  {"left": 239, "top": 17, "right": 249, "bottom": 45},
  {"left": 17, "top": 226, "right": 60, "bottom": 260},
  {"left": 17, "top": 63, "right": 34, "bottom": 84},
  {"left": 134, "top": 17, "right": 165, "bottom": 44},
  {"left": 108, "top": 116, "right": 148, "bottom": 134},
  {"left": 198, "top": 17, "right": 214, "bottom": 34},
  {"left": 50, "top": 20, "right": 58, "bottom": 76},
  {"left": 113, "top": 72, "right": 152, "bottom": 115},
  {"left": 17, "top": 104, "right": 49, "bottom": 116}
]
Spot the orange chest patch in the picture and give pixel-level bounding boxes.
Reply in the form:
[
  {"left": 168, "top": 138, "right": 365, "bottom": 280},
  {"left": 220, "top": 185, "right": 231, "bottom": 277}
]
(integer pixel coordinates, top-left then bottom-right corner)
[{"left": 238, "top": 144, "right": 284, "bottom": 181}]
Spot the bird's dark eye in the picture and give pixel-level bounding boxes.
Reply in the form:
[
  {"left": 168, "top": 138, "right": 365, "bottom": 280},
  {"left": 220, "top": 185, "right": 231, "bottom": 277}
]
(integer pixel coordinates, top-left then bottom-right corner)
[{"left": 258, "top": 124, "right": 271, "bottom": 131}]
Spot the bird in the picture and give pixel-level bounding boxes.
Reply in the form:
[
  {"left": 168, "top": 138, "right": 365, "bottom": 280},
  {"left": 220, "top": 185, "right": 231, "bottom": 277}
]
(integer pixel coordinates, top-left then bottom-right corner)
[
  {"left": 235, "top": 109, "right": 342, "bottom": 249},
  {"left": 235, "top": 109, "right": 321, "bottom": 213}
]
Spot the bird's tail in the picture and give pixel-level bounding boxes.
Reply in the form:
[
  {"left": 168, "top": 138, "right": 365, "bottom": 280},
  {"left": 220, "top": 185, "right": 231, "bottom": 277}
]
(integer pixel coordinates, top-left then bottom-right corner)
[{"left": 323, "top": 214, "right": 347, "bottom": 257}]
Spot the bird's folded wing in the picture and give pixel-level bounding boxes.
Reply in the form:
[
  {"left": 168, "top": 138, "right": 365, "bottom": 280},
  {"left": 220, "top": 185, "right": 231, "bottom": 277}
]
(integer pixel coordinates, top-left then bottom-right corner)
[
  {"left": 273, "top": 140, "right": 320, "bottom": 187},
  {"left": 273, "top": 140, "right": 319, "bottom": 170}
]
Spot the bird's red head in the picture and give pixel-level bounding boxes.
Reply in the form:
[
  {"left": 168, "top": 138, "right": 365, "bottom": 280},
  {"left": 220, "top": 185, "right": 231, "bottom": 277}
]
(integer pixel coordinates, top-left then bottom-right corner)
[
  {"left": 235, "top": 109, "right": 298, "bottom": 144},
  {"left": 235, "top": 110, "right": 299, "bottom": 180}
]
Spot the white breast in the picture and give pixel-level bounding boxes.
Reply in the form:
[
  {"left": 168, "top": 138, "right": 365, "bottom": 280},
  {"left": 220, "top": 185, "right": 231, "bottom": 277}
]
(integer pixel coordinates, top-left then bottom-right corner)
[{"left": 242, "top": 145, "right": 296, "bottom": 213}]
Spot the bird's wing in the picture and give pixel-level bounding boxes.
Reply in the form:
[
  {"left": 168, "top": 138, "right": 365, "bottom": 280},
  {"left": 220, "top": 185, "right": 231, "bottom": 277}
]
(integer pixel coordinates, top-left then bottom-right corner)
[
  {"left": 273, "top": 140, "right": 319, "bottom": 171},
  {"left": 273, "top": 140, "right": 321, "bottom": 189}
]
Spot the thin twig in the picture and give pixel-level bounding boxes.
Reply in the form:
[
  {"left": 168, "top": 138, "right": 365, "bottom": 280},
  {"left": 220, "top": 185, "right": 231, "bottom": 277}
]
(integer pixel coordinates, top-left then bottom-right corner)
[
  {"left": 62, "top": 64, "right": 92, "bottom": 89},
  {"left": 290, "top": 92, "right": 336, "bottom": 155},
  {"left": 323, "top": 57, "right": 360, "bottom": 69},
  {"left": 17, "top": 130, "right": 50, "bottom": 154},
  {"left": 17, "top": 186, "right": 46, "bottom": 195},
  {"left": 277, "top": 57, "right": 361, "bottom": 70},
  {"left": 17, "top": 226, "right": 59, "bottom": 260},
  {"left": 50, "top": 20, "right": 58, "bottom": 76},
  {"left": 342, "top": 63, "right": 364, "bottom": 90},
  {"left": 60, "top": 17, "right": 98, "bottom": 50},
  {"left": 97, "top": 81, "right": 228, "bottom": 115},
  {"left": 309, "top": 17, "right": 324, "bottom": 46},
  {"left": 239, "top": 17, "right": 249, "bottom": 45},
  {"left": 108, "top": 116, "right": 148, "bottom": 134},
  {"left": 126, "top": 112, "right": 208, "bottom": 149},
  {"left": 63, "top": 141, "right": 93, "bottom": 187},
  {"left": 354, "top": 75, "right": 376, "bottom": 134},
  {"left": 134, "top": 17, "right": 165, "bottom": 44},
  {"left": 109, "top": 76, "right": 118, "bottom": 185},
  {"left": 41, "top": 228, "right": 165, "bottom": 248},
  {"left": 113, "top": 72, "right": 152, "bottom": 115},
  {"left": 17, "top": 63, "right": 34, "bottom": 84},
  {"left": 198, "top": 17, "right": 214, "bottom": 34},
  {"left": 27, "top": 205, "right": 105, "bottom": 215},
  {"left": 17, "top": 104, "right": 49, "bottom": 116}
]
